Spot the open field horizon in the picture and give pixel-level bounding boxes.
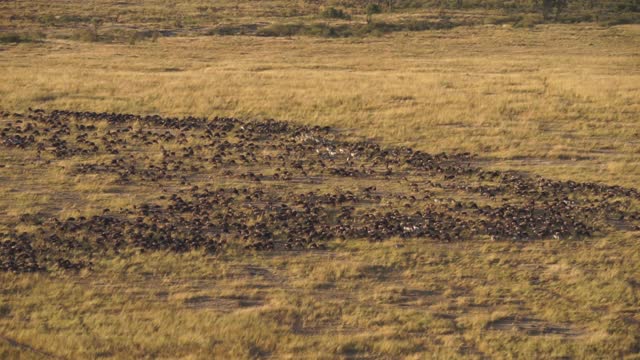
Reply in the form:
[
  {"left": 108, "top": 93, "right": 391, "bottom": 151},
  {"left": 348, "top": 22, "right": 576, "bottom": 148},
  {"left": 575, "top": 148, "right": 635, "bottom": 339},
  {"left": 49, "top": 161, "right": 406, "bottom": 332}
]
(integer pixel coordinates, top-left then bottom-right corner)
[{"left": 1, "top": 3, "right": 640, "bottom": 358}]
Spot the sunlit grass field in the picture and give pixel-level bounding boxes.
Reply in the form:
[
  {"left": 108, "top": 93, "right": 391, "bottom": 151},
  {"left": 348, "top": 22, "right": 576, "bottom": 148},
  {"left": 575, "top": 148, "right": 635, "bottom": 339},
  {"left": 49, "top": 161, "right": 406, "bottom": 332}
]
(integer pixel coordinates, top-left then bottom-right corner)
[{"left": 0, "top": 4, "right": 639, "bottom": 358}]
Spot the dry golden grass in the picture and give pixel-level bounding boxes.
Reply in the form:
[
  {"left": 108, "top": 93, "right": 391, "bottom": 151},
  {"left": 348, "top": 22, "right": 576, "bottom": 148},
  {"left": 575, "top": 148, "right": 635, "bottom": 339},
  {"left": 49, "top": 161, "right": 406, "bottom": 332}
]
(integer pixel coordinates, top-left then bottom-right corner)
[
  {"left": 0, "top": 21, "right": 639, "bottom": 359},
  {"left": 1, "top": 236, "right": 639, "bottom": 358},
  {"left": 1, "top": 24, "right": 639, "bottom": 186}
]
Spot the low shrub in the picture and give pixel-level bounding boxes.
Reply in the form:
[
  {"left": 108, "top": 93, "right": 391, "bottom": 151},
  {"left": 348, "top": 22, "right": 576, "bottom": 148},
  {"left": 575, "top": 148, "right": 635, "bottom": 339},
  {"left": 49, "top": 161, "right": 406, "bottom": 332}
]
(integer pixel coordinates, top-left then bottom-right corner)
[
  {"left": 0, "top": 32, "right": 44, "bottom": 43},
  {"left": 252, "top": 18, "right": 466, "bottom": 38},
  {"left": 208, "top": 24, "right": 260, "bottom": 36},
  {"left": 598, "top": 13, "right": 640, "bottom": 26},
  {"left": 320, "top": 6, "right": 351, "bottom": 20},
  {"left": 514, "top": 14, "right": 543, "bottom": 28},
  {"left": 305, "top": 23, "right": 342, "bottom": 37},
  {"left": 366, "top": 3, "right": 383, "bottom": 15},
  {"left": 483, "top": 14, "right": 521, "bottom": 25},
  {"left": 70, "top": 28, "right": 163, "bottom": 44},
  {"left": 256, "top": 23, "right": 305, "bottom": 37},
  {"left": 72, "top": 28, "right": 99, "bottom": 42}
]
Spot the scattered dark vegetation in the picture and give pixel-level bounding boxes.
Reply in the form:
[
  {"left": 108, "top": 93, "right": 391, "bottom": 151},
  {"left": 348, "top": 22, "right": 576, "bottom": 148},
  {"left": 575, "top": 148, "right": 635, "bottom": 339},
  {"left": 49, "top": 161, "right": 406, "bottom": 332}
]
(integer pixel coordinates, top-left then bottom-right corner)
[
  {"left": 241, "top": 0, "right": 639, "bottom": 37},
  {"left": 71, "top": 27, "right": 163, "bottom": 43},
  {"left": 1, "top": 109, "right": 640, "bottom": 273},
  {"left": 366, "top": 3, "right": 384, "bottom": 23},
  {"left": 335, "top": 0, "right": 639, "bottom": 25},
  {"left": 0, "top": 0, "right": 640, "bottom": 44},
  {"left": 0, "top": 304, "right": 10, "bottom": 318},
  {"left": 207, "top": 24, "right": 261, "bottom": 36},
  {"left": 364, "top": 0, "right": 639, "bottom": 11},
  {"left": 0, "top": 32, "right": 44, "bottom": 44},
  {"left": 320, "top": 6, "right": 352, "bottom": 19},
  {"left": 255, "top": 19, "right": 457, "bottom": 37},
  {"left": 36, "top": 14, "right": 93, "bottom": 25},
  {"left": 2, "top": 0, "right": 637, "bottom": 44}
]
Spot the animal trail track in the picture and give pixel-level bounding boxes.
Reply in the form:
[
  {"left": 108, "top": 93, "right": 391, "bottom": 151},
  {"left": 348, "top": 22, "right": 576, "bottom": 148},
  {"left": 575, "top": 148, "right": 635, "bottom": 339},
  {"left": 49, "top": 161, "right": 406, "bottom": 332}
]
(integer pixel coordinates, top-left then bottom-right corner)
[{"left": 1, "top": 109, "right": 639, "bottom": 273}]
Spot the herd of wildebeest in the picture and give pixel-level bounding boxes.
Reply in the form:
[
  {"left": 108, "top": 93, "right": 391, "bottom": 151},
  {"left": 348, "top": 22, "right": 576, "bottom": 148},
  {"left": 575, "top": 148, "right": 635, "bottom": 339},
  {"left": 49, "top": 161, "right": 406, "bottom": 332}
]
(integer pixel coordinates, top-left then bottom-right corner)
[{"left": 1, "top": 109, "right": 639, "bottom": 273}]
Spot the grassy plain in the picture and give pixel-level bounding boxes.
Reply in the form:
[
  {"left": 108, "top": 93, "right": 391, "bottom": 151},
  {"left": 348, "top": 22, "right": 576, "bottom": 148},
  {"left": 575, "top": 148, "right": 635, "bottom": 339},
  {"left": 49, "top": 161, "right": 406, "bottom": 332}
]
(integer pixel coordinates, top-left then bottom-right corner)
[{"left": 0, "top": 4, "right": 639, "bottom": 359}]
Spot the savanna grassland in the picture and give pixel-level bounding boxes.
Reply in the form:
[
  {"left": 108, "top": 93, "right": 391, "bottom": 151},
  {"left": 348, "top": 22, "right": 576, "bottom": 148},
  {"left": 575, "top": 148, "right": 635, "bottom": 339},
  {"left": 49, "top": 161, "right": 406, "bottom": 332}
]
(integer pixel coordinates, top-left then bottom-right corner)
[{"left": 1, "top": 0, "right": 640, "bottom": 359}]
